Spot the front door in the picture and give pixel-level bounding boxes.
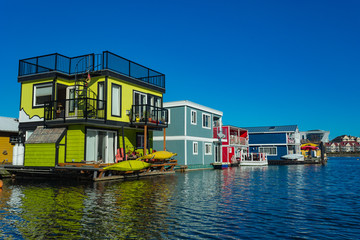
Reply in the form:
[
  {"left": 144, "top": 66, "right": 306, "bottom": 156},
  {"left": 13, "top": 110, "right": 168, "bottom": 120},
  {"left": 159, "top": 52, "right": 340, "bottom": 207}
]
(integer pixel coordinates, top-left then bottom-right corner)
[{"left": 214, "top": 143, "right": 221, "bottom": 163}]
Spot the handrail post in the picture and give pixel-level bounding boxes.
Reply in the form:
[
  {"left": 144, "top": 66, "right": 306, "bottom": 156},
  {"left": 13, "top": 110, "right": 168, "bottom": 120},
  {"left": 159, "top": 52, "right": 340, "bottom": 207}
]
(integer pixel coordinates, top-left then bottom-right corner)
[
  {"left": 55, "top": 54, "right": 58, "bottom": 72},
  {"left": 85, "top": 97, "right": 88, "bottom": 120},
  {"left": 36, "top": 57, "right": 39, "bottom": 74}
]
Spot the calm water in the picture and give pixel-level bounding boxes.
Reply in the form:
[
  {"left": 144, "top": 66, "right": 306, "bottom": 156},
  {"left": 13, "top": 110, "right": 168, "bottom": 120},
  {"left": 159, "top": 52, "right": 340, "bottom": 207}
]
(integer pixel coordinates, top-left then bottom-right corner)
[{"left": 1, "top": 157, "right": 360, "bottom": 239}]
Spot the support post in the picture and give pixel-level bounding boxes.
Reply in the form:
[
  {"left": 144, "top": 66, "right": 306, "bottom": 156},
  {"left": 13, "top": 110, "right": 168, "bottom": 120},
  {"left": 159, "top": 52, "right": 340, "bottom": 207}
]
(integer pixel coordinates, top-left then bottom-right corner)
[
  {"left": 122, "top": 127, "right": 126, "bottom": 158},
  {"left": 163, "top": 128, "right": 166, "bottom": 151},
  {"left": 144, "top": 125, "right": 147, "bottom": 156}
]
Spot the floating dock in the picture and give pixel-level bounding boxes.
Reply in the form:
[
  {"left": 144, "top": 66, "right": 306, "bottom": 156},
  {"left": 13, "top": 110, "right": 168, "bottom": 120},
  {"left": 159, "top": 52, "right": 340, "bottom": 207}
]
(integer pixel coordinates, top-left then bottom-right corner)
[{"left": 2, "top": 160, "right": 178, "bottom": 181}]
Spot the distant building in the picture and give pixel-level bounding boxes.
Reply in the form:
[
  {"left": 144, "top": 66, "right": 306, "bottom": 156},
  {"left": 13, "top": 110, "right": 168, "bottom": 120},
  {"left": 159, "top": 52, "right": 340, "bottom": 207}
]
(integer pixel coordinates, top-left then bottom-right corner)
[
  {"left": 0, "top": 117, "right": 19, "bottom": 164},
  {"left": 153, "top": 100, "right": 223, "bottom": 169},
  {"left": 244, "top": 125, "right": 301, "bottom": 161},
  {"left": 300, "top": 130, "right": 330, "bottom": 143},
  {"left": 325, "top": 135, "right": 360, "bottom": 153}
]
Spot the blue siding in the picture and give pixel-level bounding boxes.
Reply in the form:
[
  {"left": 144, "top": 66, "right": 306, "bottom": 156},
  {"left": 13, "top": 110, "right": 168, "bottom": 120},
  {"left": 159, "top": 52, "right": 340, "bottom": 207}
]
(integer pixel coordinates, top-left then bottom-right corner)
[
  {"left": 249, "top": 145, "right": 287, "bottom": 160},
  {"left": 186, "top": 107, "right": 215, "bottom": 138},
  {"left": 187, "top": 140, "right": 203, "bottom": 165},
  {"left": 249, "top": 133, "right": 287, "bottom": 144},
  {"left": 154, "top": 106, "right": 185, "bottom": 137},
  {"left": 154, "top": 140, "right": 186, "bottom": 165}
]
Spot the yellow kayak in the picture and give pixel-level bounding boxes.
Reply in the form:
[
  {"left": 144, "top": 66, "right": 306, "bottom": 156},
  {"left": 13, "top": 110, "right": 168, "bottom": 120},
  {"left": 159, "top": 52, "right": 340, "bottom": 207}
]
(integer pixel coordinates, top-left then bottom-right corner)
[
  {"left": 138, "top": 151, "right": 177, "bottom": 160},
  {"left": 103, "top": 160, "right": 151, "bottom": 171}
]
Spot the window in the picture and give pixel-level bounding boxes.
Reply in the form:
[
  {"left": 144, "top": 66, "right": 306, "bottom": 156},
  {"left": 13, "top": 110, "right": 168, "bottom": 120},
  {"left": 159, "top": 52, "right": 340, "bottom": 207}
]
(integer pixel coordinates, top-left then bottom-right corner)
[
  {"left": 134, "top": 91, "right": 147, "bottom": 119},
  {"left": 205, "top": 143, "right": 212, "bottom": 155},
  {"left": 202, "top": 113, "right": 211, "bottom": 129},
  {"left": 136, "top": 133, "right": 144, "bottom": 149},
  {"left": 193, "top": 142, "right": 198, "bottom": 155},
  {"left": 191, "top": 110, "right": 197, "bottom": 125},
  {"left": 25, "top": 130, "right": 34, "bottom": 141},
  {"left": 111, "top": 84, "right": 121, "bottom": 117},
  {"left": 259, "top": 146, "right": 277, "bottom": 156},
  {"left": 33, "top": 83, "right": 52, "bottom": 107},
  {"left": 98, "top": 82, "right": 104, "bottom": 110},
  {"left": 213, "top": 116, "right": 220, "bottom": 127},
  {"left": 136, "top": 132, "right": 150, "bottom": 150}
]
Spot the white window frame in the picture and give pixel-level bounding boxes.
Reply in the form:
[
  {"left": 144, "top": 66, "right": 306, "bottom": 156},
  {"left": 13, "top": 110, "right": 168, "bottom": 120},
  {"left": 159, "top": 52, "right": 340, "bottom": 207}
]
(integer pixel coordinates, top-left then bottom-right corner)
[
  {"left": 191, "top": 110, "right": 197, "bottom": 125},
  {"left": 193, "top": 142, "right": 198, "bottom": 155},
  {"left": 111, "top": 84, "right": 121, "bottom": 117},
  {"left": 259, "top": 146, "right": 277, "bottom": 156},
  {"left": 205, "top": 143, "right": 212, "bottom": 155},
  {"left": 202, "top": 113, "right": 211, "bottom": 129},
  {"left": 167, "top": 109, "right": 171, "bottom": 124},
  {"left": 33, "top": 83, "right": 53, "bottom": 107}
]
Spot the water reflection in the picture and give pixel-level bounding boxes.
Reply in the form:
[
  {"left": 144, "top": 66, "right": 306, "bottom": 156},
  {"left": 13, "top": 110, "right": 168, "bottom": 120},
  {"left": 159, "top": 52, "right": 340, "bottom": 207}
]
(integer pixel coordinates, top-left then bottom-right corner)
[
  {"left": 0, "top": 176, "right": 178, "bottom": 239},
  {"left": 1, "top": 158, "right": 360, "bottom": 239}
]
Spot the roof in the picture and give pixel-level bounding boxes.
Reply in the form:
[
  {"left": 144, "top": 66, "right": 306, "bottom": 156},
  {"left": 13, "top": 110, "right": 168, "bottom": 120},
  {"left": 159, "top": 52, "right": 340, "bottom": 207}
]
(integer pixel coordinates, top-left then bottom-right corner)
[
  {"left": 26, "top": 126, "right": 66, "bottom": 144},
  {"left": 0, "top": 117, "right": 19, "bottom": 133},
  {"left": 164, "top": 100, "right": 223, "bottom": 116},
  {"left": 243, "top": 125, "right": 298, "bottom": 133}
]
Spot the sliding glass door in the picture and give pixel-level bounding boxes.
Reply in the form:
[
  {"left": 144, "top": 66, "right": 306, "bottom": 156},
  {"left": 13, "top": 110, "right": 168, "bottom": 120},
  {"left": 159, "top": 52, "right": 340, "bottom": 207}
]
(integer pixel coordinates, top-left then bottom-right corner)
[{"left": 86, "top": 129, "right": 117, "bottom": 163}]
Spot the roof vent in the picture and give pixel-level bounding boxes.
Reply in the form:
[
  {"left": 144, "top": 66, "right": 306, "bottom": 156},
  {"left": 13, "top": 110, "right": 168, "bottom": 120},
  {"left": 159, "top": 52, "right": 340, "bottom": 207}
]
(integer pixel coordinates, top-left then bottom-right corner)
[{"left": 269, "top": 126, "right": 276, "bottom": 130}]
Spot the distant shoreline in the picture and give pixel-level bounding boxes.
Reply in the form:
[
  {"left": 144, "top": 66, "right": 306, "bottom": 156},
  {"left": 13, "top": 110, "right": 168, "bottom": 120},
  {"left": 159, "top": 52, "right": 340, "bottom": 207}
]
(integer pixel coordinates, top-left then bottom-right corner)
[{"left": 327, "top": 153, "right": 360, "bottom": 157}]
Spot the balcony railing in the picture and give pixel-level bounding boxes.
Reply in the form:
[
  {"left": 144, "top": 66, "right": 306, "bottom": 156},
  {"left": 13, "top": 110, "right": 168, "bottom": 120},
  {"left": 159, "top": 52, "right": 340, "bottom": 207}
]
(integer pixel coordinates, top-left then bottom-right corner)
[
  {"left": 44, "top": 98, "right": 106, "bottom": 122},
  {"left": 230, "top": 136, "right": 248, "bottom": 146},
  {"left": 19, "top": 51, "right": 165, "bottom": 89},
  {"left": 130, "top": 104, "right": 168, "bottom": 127},
  {"left": 288, "top": 138, "right": 295, "bottom": 144}
]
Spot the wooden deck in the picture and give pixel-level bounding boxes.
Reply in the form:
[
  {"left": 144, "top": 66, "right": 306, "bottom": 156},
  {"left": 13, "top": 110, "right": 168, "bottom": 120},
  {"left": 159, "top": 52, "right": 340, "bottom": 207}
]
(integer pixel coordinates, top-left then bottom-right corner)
[{"left": 3, "top": 160, "right": 178, "bottom": 181}]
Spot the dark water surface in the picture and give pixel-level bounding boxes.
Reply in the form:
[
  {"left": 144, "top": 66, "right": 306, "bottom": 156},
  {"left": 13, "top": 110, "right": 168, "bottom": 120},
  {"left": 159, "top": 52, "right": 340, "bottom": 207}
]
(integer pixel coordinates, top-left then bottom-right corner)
[{"left": 1, "top": 157, "right": 360, "bottom": 239}]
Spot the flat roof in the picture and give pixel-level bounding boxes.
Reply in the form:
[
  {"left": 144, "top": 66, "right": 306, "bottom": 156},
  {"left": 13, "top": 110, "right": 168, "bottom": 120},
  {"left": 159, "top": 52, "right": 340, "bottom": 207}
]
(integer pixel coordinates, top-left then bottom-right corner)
[
  {"left": 243, "top": 125, "right": 298, "bottom": 133},
  {"left": 0, "top": 117, "right": 19, "bottom": 133},
  {"left": 164, "top": 100, "right": 223, "bottom": 116}
]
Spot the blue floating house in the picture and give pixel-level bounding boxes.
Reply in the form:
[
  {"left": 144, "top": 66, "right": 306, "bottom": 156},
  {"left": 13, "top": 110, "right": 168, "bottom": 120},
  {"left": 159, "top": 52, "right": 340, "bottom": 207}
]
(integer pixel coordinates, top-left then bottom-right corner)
[
  {"left": 153, "top": 101, "right": 223, "bottom": 170},
  {"left": 244, "top": 125, "right": 301, "bottom": 162}
]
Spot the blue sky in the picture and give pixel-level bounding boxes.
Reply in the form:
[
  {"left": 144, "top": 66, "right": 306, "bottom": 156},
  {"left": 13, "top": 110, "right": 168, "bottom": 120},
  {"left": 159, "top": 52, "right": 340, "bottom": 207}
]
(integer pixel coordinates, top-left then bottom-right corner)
[{"left": 0, "top": 0, "right": 359, "bottom": 139}]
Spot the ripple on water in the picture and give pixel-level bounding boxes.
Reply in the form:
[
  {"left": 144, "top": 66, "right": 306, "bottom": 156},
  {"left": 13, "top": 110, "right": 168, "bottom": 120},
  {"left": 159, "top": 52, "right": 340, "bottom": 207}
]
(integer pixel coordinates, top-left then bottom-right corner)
[{"left": 0, "top": 158, "right": 360, "bottom": 239}]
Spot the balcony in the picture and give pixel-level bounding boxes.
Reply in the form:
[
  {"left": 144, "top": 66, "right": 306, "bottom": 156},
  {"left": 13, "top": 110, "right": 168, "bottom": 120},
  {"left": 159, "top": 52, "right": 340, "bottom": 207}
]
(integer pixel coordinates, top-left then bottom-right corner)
[
  {"left": 230, "top": 136, "right": 248, "bottom": 146},
  {"left": 18, "top": 51, "right": 165, "bottom": 89},
  {"left": 44, "top": 98, "right": 106, "bottom": 123},
  {"left": 288, "top": 138, "right": 295, "bottom": 144},
  {"left": 130, "top": 104, "right": 168, "bottom": 128}
]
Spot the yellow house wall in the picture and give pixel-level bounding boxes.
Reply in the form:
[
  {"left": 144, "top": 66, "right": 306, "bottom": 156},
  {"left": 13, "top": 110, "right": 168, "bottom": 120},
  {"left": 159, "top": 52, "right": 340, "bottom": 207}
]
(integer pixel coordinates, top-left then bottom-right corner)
[
  {"left": 106, "top": 77, "right": 162, "bottom": 122},
  {"left": 20, "top": 79, "right": 54, "bottom": 118},
  {"left": 66, "top": 125, "right": 85, "bottom": 163},
  {"left": 0, "top": 134, "right": 14, "bottom": 164}
]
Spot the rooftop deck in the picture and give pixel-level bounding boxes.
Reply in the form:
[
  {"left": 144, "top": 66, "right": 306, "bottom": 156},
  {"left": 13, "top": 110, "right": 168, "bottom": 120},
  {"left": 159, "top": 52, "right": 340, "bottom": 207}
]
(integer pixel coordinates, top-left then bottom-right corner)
[{"left": 18, "top": 51, "right": 165, "bottom": 89}]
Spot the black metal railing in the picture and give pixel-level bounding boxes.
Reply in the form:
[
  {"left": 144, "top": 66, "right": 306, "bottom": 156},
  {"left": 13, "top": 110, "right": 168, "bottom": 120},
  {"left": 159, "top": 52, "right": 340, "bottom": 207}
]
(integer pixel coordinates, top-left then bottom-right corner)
[
  {"left": 130, "top": 104, "right": 168, "bottom": 126},
  {"left": 44, "top": 98, "right": 106, "bottom": 122},
  {"left": 19, "top": 51, "right": 165, "bottom": 89}
]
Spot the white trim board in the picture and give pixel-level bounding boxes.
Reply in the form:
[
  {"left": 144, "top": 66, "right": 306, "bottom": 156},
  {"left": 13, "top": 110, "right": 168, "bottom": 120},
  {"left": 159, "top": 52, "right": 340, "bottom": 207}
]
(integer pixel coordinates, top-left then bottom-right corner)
[
  {"left": 154, "top": 135, "right": 219, "bottom": 142},
  {"left": 164, "top": 100, "right": 223, "bottom": 116}
]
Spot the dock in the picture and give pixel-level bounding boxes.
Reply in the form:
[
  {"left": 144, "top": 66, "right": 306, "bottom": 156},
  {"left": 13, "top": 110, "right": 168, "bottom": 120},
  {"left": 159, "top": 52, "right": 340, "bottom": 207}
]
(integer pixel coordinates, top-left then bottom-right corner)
[{"left": 2, "top": 160, "right": 178, "bottom": 181}]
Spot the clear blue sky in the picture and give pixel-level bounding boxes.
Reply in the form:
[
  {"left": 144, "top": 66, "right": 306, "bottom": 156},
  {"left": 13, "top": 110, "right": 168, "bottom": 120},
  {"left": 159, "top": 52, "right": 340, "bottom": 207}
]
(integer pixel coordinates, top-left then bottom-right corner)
[{"left": 0, "top": 0, "right": 359, "bottom": 139}]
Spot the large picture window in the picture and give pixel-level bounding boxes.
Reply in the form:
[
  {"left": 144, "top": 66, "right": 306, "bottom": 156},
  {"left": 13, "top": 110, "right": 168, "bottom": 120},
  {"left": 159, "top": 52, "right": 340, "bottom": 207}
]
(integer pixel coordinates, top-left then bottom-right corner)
[
  {"left": 259, "top": 146, "right": 277, "bottom": 156},
  {"left": 202, "top": 113, "right": 211, "bottom": 129},
  {"left": 111, "top": 84, "right": 121, "bottom": 117},
  {"left": 33, "top": 83, "right": 52, "bottom": 107}
]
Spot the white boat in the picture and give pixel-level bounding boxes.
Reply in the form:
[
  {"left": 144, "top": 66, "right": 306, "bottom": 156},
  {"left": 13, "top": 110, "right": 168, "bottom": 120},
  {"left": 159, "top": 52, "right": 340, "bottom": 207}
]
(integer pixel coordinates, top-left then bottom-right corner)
[
  {"left": 281, "top": 154, "right": 304, "bottom": 161},
  {"left": 240, "top": 153, "right": 268, "bottom": 166}
]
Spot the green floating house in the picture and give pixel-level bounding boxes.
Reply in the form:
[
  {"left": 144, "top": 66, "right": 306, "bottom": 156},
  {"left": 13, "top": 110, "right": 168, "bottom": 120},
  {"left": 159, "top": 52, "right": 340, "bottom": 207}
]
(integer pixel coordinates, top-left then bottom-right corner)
[{"left": 14, "top": 51, "right": 169, "bottom": 169}]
